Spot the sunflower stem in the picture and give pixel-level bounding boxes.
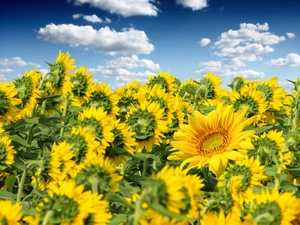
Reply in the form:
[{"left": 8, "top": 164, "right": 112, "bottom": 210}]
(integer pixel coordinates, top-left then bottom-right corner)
[
  {"left": 132, "top": 193, "right": 145, "bottom": 225},
  {"left": 60, "top": 95, "right": 69, "bottom": 137},
  {"left": 143, "top": 158, "right": 148, "bottom": 176},
  {"left": 42, "top": 210, "right": 53, "bottom": 225},
  {"left": 16, "top": 167, "right": 27, "bottom": 203}
]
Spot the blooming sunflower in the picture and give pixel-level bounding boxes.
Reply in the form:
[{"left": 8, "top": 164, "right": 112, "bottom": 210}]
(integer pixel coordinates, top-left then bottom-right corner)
[
  {"left": 139, "top": 210, "right": 189, "bottom": 225},
  {"left": 147, "top": 71, "right": 176, "bottom": 94},
  {"left": 168, "top": 104, "right": 255, "bottom": 177},
  {"left": 244, "top": 188, "right": 300, "bottom": 225},
  {"left": 0, "top": 135, "right": 16, "bottom": 171},
  {"left": 230, "top": 85, "right": 267, "bottom": 126},
  {"left": 249, "top": 130, "right": 292, "bottom": 169},
  {"left": 178, "top": 79, "right": 198, "bottom": 102},
  {"left": 78, "top": 106, "right": 114, "bottom": 150},
  {"left": 126, "top": 100, "right": 168, "bottom": 152},
  {"left": 200, "top": 210, "right": 241, "bottom": 225},
  {"left": 144, "top": 165, "right": 185, "bottom": 215},
  {"left": 70, "top": 66, "right": 94, "bottom": 107},
  {"left": 197, "top": 72, "right": 222, "bottom": 100},
  {"left": 0, "top": 82, "right": 21, "bottom": 123},
  {"left": 228, "top": 76, "right": 247, "bottom": 92},
  {"left": 85, "top": 82, "right": 119, "bottom": 116},
  {"left": 218, "top": 157, "right": 267, "bottom": 204},
  {"left": 104, "top": 119, "right": 137, "bottom": 164},
  {"left": 116, "top": 80, "right": 143, "bottom": 94},
  {"left": 14, "top": 69, "right": 42, "bottom": 118},
  {"left": 0, "top": 200, "right": 22, "bottom": 225},
  {"left": 45, "top": 51, "right": 76, "bottom": 98},
  {"left": 37, "top": 180, "right": 96, "bottom": 225},
  {"left": 73, "top": 155, "right": 122, "bottom": 194}
]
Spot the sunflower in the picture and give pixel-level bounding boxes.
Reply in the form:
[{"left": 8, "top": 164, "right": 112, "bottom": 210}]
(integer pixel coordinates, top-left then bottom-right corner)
[
  {"left": 230, "top": 85, "right": 267, "bottom": 126},
  {"left": 0, "top": 82, "right": 21, "bottom": 123},
  {"left": 126, "top": 100, "right": 168, "bottom": 152},
  {"left": 144, "top": 165, "right": 185, "bottom": 215},
  {"left": 218, "top": 157, "right": 267, "bottom": 204},
  {"left": 244, "top": 188, "right": 300, "bottom": 225},
  {"left": 139, "top": 210, "right": 189, "bottom": 225},
  {"left": 85, "top": 82, "right": 119, "bottom": 116},
  {"left": 37, "top": 180, "right": 96, "bottom": 225},
  {"left": 45, "top": 51, "right": 76, "bottom": 98},
  {"left": 116, "top": 80, "right": 143, "bottom": 94},
  {"left": 178, "top": 79, "right": 198, "bottom": 102},
  {"left": 197, "top": 72, "right": 222, "bottom": 100},
  {"left": 78, "top": 106, "right": 114, "bottom": 150},
  {"left": 73, "top": 155, "right": 122, "bottom": 194},
  {"left": 0, "top": 200, "right": 22, "bottom": 225},
  {"left": 228, "top": 76, "right": 247, "bottom": 92},
  {"left": 145, "top": 85, "right": 175, "bottom": 124},
  {"left": 0, "top": 135, "right": 16, "bottom": 171},
  {"left": 70, "top": 66, "right": 94, "bottom": 107},
  {"left": 147, "top": 71, "right": 176, "bottom": 94},
  {"left": 104, "top": 119, "right": 137, "bottom": 164},
  {"left": 0, "top": 122, "right": 3, "bottom": 134},
  {"left": 13, "top": 69, "right": 42, "bottom": 118},
  {"left": 200, "top": 210, "right": 241, "bottom": 225},
  {"left": 168, "top": 104, "right": 255, "bottom": 177},
  {"left": 248, "top": 130, "right": 292, "bottom": 169},
  {"left": 115, "top": 89, "right": 144, "bottom": 122}
]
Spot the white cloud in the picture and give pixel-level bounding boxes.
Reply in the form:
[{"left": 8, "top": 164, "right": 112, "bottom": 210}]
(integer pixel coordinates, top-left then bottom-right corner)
[
  {"left": 73, "top": 14, "right": 111, "bottom": 23},
  {"left": 73, "top": 0, "right": 159, "bottom": 17},
  {"left": 38, "top": 24, "right": 154, "bottom": 55},
  {"left": 199, "top": 38, "right": 211, "bottom": 47},
  {"left": 83, "top": 14, "right": 103, "bottom": 23},
  {"left": 286, "top": 32, "right": 296, "bottom": 39},
  {"left": 90, "top": 55, "right": 159, "bottom": 84},
  {"left": 0, "top": 68, "right": 13, "bottom": 73},
  {"left": 0, "top": 74, "right": 7, "bottom": 81},
  {"left": 72, "top": 13, "right": 82, "bottom": 19},
  {"left": 0, "top": 57, "right": 40, "bottom": 67},
  {"left": 195, "top": 67, "right": 264, "bottom": 79},
  {"left": 215, "top": 22, "right": 285, "bottom": 48},
  {"left": 269, "top": 53, "right": 300, "bottom": 67},
  {"left": 176, "top": 0, "right": 208, "bottom": 10}
]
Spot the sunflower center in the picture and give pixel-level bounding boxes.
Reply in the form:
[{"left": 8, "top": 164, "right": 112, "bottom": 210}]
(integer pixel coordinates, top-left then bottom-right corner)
[
  {"left": 197, "top": 128, "right": 229, "bottom": 156},
  {"left": 252, "top": 201, "right": 282, "bottom": 225}
]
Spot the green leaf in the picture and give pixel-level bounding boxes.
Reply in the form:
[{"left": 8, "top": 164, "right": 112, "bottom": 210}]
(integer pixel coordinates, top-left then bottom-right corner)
[
  {"left": 281, "top": 181, "right": 298, "bottom": 192},
  {"left": 245, "top": 125, "right": 273, "bottom": 134},
  {"left": 287, "top": 168, "right": 300, "bottom": 178},
  {"left": 264, "top": 166, "right": 278, "bottom": 177},
  {"left": 134, "top": 153, "right": 161, "bottom": 164},
  {"left": 105, "top": 193, "right": 134, "bottom": 210},
  {"left": 107, "top": 214, "right": 127, "bottom": 225},
  {"left": 9, "top": 135, "right": 31, "bottom": 147},
  {"left": 31, "top": 189, "right": 47, "bottom": 198},
  {"left": 5, "top": 175, "right": 16, "bottom": 192},
  {"left": 0, "top": 189, "right": 15, "bottom": 200}
]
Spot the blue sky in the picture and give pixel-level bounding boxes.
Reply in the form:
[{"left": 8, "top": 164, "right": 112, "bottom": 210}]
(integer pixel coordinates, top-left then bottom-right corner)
[{"left": 0, "top": 0, "right": 299, "bottom": 89}]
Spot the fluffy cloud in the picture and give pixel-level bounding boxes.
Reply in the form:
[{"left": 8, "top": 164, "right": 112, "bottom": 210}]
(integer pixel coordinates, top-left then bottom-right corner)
[
  {"left": 176, "top": 0, "right": 208, "bottom": 10},
  {"left": 90, "top": 55, "right": 159, "bottom": 84},
  {"left": 199, "top": 38, "right": 211, "bottom": 47},
  {"left": 0, "top": 75, "right": 7, "bottom": 81},
  {"left": 0, "top": 57, "right": 40, "bottom": 67},
  {"left": 215, "top": 22, "right": 285, "bottom": 48},
  {"left": 269, "top": 53, "right": 300, "bottom": 67},
  {"left": 286, "top": 32, "right": 296, "bottom": 39},
  {"left": 38, "top": 24, "right": 154, "bottom": 55},
  {"left": 0, "top": 68, "right": 13, "bottom": 73},
  {"left": 73, "top": 13, "right": 111, "bottom": 23},
  {"left": 73, "top": 0, "right": 159, "bottom": 17}
]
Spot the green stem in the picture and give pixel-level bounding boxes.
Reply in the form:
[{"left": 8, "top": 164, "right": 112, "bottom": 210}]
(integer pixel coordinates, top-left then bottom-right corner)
[
  {"left": 42, "top": 210, "right": 53, "bottom": 225},
  {"left": 17, "top": 165, "right": 28, "bottom": 202},
  {"left": 143, "top": 158, "right": 148, "bottom": 177},
  {"left": 60, "top": 96, "right": 69, "bottom": 137},
  {"left": 133, "top": 194, "right": 145, "bottom": 225},
  {"left": 192, "top": 90, "right": 200, "bottom": 117}
]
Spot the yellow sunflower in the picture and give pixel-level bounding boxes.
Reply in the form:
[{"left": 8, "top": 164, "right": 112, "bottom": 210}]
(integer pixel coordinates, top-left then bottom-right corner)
[
  {"left": 72, "top": 155, "right": 122, "bottom": 194},
  {"left": 0, "top": 82, "right": 21, "bottom": 123},
  {"left": 14, "top": 69, "right": 42, "bottom": 118},
  {"left": 70, "top": 66, "right": 94, "bottom": 107},
  {"left": 116, "top": 80, "right": 143, "bottom": 94},
  {"left": 147, "top": 71, "right": 176, "bottom": 94},
  {"left": 218, "top": 157, "right": 267, "bottom": 204},
  {"left": 78, "top": 106, "right": 114, "bottom": 150},
  {"left": 0, "top": 122, "right": 3, "bottom": 134},
  {"left": 197, "top": 72, "right": 222, "bottom": 100},
  {"left": 37, "top": 180, "right": 96, "bottom": 225},
  {"left": 125, "top": 100, "right": 168, "bottom": 152},
  {"left": 168, "top": 104, "right": 255, "bottom": 177},
  {"left": 228, "top": 76, "right": 247, "bottom": 92},
  {"left": 200, "top": 210, "right": 241, "bottom": 225},
  {"left": 0, "top": 200, "right": 22, "bottom": 225},
  {"left": 245, "top": 188, "right": 300, "bottom": 225},
  {"left": 0, "top": 135, "right": 16, "bottom": 170},
  {"left": 45, "top": 51, "right": 76, "bottom": 98},
  {"left": 178, "top": 79, "right": 198, "bottom": 102},
  {"left": 230, "top": 85, "right": 267, "bottom": 126},
  {"left": 105, "top": 119, "right": 137, "bottom": 164},
  {"left": 139, "top": 210, "right": 189, "bottom": 225},
  {"left": 86, "top": 82, "right": 119, "bottom": 116}
]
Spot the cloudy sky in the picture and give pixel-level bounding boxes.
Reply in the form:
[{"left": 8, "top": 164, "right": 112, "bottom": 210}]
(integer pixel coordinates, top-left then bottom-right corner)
[{"left": 0, "top": 0, "right": 299, "bottom": 88}]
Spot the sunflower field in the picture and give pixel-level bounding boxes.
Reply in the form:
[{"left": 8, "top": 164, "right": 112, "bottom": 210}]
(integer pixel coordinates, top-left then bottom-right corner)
[{"left": 1, "top": 51, "right": 300, "bottom": 225}]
